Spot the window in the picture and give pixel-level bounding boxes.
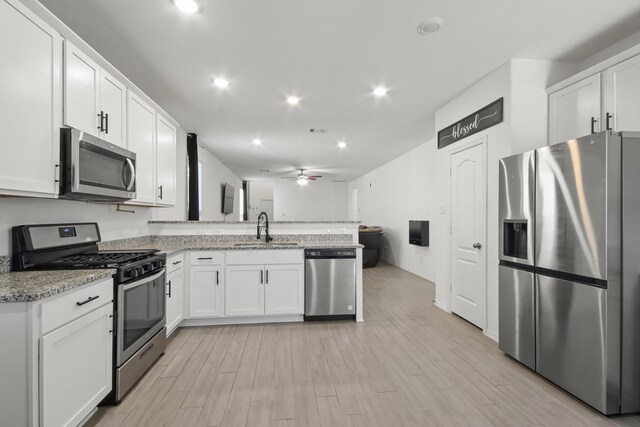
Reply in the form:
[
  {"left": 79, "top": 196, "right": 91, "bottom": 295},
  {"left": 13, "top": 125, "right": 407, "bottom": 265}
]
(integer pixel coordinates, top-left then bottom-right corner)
[
  {"left": 198, "top": 161, "right": 203, "bottom": 217},
  {"left": 238, "top": 187, "right": 244, "bottom": 221}
]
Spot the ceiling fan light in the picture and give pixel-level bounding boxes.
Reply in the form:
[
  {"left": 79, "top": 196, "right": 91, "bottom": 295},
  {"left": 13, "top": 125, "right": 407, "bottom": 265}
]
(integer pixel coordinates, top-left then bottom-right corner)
[
  {"left": 172, "top": 0, "right": 200, "bottom": 14},
  {"left": 297, "top": 178, "right": 308, "bottom": 186}
]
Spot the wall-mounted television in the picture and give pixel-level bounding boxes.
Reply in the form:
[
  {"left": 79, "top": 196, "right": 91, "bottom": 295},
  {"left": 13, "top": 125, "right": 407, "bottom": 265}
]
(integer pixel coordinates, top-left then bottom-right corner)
[
  {"left": 409, "top": 220, "right": 429, "bottom": 246},
  {"left": 222, "top": 183, "right": 235, "bottom": 214}
]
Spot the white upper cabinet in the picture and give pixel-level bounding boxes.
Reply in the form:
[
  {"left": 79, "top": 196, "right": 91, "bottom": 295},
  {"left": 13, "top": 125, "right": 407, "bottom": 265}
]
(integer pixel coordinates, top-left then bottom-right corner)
[
  {"left": 63, "top": 42, "right": 100, "bottom": 135},
  {"left": 155, "top": 114, "right": 177, "bottom": 206},
  {"left": 0, "top": 0, "right": 61, "bottom": 197},
  {"left": 64, "top": 41, "right": 127, "bottom": 148},
  {"left": 99, "top": 69, "right": 127, "bottom": 146},
  {"left": 126, "top": 91, "right": 156, "bottom": 205},
  {"left": 548, "top": 74, "right": 601, "bottom": 145},
  {"left": 603, "top": 54, "right": 640, "bottom": 133}
]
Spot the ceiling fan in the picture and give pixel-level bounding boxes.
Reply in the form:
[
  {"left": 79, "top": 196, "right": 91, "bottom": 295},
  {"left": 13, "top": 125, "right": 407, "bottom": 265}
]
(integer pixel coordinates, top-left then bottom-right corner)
[{"left": 282, "top": 169, "right": 323, "bottom": 186}]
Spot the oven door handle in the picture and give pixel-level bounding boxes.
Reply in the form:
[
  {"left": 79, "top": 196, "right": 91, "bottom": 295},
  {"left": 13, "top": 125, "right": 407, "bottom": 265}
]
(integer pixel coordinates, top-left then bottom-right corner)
[{"left": 123, "top": 268, "right": 166, "bottom": 291}]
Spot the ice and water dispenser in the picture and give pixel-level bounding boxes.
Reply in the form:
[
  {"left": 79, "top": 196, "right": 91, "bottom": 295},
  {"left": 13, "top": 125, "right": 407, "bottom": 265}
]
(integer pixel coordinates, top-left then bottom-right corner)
[{"left": 503, "top": 220, "right": 528, "bottom": 259}]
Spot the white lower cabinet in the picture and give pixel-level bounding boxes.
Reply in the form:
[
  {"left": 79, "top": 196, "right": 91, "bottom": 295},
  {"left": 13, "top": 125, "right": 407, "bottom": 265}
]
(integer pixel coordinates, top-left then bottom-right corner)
[
  {"left": 264, "top": 264, "right": 304, "bottom": 315},
  {"left": 225, "top": 261, "right": 304, "bottom": 317},
  {"left": 189, "top": 265, "right": 224, "bottom": 318},
  {"left": 0, "top": 278, "right": 114, "bottom": 427},
  {"left": 225, "top": 265, "right": 264, "bottom": 316},
  {"left": 40, "top": 303, "right": 113, "bottom": 427},
  {"left": 166, "top": 255, "right": 184, "bottom": 336}
]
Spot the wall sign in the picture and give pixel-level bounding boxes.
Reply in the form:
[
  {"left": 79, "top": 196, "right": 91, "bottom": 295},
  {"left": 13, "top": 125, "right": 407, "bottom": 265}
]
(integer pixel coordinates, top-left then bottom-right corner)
[{"left": 437, "top": 97, "right": 503, "bottom": 149}]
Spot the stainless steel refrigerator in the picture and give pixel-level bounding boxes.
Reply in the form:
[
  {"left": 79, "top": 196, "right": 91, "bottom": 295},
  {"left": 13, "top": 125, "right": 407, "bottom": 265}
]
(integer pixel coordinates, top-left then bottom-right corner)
[{"left": 498, "top": 131, "right": 640, "bottom": 415}]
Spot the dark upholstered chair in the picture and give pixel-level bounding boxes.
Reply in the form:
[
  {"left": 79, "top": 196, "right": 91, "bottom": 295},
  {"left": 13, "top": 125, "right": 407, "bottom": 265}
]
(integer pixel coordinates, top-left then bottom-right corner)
[{"left": 358, "top": 226, "right": 384, "bottom": 268}]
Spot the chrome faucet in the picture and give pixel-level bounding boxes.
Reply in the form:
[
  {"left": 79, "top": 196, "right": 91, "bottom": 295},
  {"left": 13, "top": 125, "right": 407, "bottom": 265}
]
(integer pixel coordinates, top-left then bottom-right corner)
[{"left": 256, "top": 211, "right": 273, "bottom": 243}]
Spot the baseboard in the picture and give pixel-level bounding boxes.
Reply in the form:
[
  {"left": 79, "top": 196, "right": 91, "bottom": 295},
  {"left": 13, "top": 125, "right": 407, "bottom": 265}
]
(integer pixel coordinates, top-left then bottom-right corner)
[
  {"left": 433, "top": 300, "right": 451, "bottom": 313},
  {"left": 181, "top": 314, "right": 304, "bottom": 326},
  {"left": 484, "top": 329, "right": 499, "bottom": 342}
]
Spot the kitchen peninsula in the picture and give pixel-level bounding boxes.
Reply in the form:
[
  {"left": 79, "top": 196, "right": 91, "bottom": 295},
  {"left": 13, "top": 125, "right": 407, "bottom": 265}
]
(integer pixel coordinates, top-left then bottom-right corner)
[{"left": 102, "top": 220, "right": 365, "bottom": 324}]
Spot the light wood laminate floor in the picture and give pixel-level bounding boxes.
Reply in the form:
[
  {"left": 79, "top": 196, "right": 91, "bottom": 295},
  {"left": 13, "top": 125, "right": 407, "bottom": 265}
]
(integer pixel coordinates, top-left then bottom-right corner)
[{"left": 87, "top": 263, "right": 640, "bottom": 427}]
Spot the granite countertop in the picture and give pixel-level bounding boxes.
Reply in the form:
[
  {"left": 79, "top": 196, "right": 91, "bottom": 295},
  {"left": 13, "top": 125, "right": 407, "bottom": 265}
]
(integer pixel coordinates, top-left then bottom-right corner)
[
  {"left": 109, "top": 241, "right": 364, "bottom": 256},
  {"left": 0, "top": 269, "right": 115, "bottom": 303},
  {"left": 148, "top": 220, "right": 361, "bottom": 224}
]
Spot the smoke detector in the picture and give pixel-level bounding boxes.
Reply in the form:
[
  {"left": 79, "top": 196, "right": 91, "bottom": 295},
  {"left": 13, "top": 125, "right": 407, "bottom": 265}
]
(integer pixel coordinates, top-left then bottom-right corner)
[{"left": 417, "top": 18, "right": 444, "bottom": 35}]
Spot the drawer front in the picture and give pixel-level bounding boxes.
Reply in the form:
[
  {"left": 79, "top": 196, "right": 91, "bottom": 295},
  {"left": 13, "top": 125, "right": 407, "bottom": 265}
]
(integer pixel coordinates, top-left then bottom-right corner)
[
  {"left": 225, "top": 249, "right": 303, "bottom": 265},
  {"left": 167, "top": 253, "right": 184, "bottom": 274},
  {"left": 190, "top": 251, "right": 224, "bottom": 265},
  {"left": 41, "top": 278, "right": 113, "bottom": 335}
]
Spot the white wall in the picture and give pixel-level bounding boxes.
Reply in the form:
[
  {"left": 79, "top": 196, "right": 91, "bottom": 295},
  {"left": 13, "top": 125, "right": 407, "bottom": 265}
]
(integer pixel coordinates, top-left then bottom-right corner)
[
  {"left": 198, "top": 146, "right": 243, "bottom": 221},
  {"left": 273, "top": 181, "right": 349, "bottom": 222},
  {"left": 247, "top": 180, "right": 349, "bottom": 222},
  {"left": 349, "top": 142, "right": 437, "bottom": 281},
  {"left": 433, "top": 59, "right": 571, "bottom": 339}
]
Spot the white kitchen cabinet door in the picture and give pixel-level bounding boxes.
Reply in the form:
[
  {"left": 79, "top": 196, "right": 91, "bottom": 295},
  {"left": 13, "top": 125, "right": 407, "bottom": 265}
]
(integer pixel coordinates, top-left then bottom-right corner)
[
  {"left": 225, "top": 265, "right": 263, "bottom": 316},
  {"left": 64, "top": 40, "right": 100, "bottom": 136},
  {"left": 0, "top": 0, "right": 61, "bottom": 197},
  {"left": 155, "top": 114, "right": 177, "bottom": 206},
  {"left": 548, "top": 74, "right": 601, "bottom": 145},
  {"left": 126, "top": 91, "right": 156, "bottom": 205},
  {"left": 604, "top": 54, "right": 640, "bottom": 133},
  {"left": 99, "top": 69, "right": 127, "bottom": 147},
  {"left": 40, "top": 303, "right": 113, "bottom": 427},
  {"left": 264, "top": 264, "right": 304, "bottom": 315},
  {"left": 166, "top": 267, "right": 184, "bottom": 335},
  {"left": 189, "top": 265, "right": 223, "bottom": 318}
]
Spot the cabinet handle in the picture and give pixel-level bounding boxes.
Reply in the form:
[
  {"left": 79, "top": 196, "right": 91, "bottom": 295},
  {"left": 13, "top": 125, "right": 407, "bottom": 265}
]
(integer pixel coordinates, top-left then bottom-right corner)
[
  {"left": 197, "top": 257, "right": 213, "bottom": 260},
  {"left": 172, "top": 260, "right": 182, "bottom": 265},
  {"left": 159, "top": 185, "right": 163, "bottom": 199},
  {"left": 76, "top": 295, "right": 99, "bottom": 306},
  {"left": 104, "top": 112, "right": 109, "bottom": 134},
  {"left": 97, "top": 111, "right": 104, "bottom": 132},
  {"left": 216, "top": 271, "right": 220, "bottom": 285},
  {"left": 265, "top": 269, "right": 269, "bottom": 284},
  {"left": 166, "top": 280, "right": 172, "bottom": 297},
  {"left": 260, "top": 270, "right": 264, "bottom": 284},
  {"left": 590, "top": 117, "right": 597, "bottom": 134},
  {"left": 606, "top": 112, "right": 613, "bottom": 131}
]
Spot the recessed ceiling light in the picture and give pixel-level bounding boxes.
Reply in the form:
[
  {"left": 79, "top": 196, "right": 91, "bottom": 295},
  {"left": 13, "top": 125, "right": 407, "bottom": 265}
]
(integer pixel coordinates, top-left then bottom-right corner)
[
  {"left": 213, "top": 78, "right": 230, "bottom": 88},
  {"left": 373, "top": 86, "right": 388, "bottom": 97},
  {"left": 252, "top": 139, "right": 262, "bottom": 145},
  {"left": 417, "top": 18, "right": 444, "bottom": 35},
  {"left": 286, "top": 96, "right": 300, "bottom": 105},
  {"left": 172, "top": 0, "right": 200, "bottom": 14},
  {"left": 337, "top": 141, "right": 347, "bottom": 149}
]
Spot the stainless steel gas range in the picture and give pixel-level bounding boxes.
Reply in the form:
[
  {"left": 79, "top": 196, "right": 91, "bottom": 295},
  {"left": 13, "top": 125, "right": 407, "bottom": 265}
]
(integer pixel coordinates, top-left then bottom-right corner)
[{"left": 12, "top": 222, "right": 167, "bottom": 403}]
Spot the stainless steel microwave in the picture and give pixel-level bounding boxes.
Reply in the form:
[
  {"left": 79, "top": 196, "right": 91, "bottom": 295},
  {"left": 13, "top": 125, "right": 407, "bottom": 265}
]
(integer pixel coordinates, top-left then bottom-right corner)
[{"left": 60, "top": 128, "right": 136, "bottom": 202}]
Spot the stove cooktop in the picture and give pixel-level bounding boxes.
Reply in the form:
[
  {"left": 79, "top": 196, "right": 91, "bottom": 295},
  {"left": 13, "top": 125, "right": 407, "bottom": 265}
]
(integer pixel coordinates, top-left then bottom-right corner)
[{"left": 37, "top": 249, "right": 160, "bottom": 269}]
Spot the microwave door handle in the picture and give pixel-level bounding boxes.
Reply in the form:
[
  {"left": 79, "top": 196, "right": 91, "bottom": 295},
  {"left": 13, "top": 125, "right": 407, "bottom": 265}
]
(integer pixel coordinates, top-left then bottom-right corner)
[{"left": 125, "top": 158, "right": 136, "bottom": 191}]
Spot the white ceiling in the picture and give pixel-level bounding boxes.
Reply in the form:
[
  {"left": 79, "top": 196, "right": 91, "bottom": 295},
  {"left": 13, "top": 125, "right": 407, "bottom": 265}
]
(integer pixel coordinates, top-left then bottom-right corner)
[{"left": 40, "top": 0, "right": 640, "bottom": 181}]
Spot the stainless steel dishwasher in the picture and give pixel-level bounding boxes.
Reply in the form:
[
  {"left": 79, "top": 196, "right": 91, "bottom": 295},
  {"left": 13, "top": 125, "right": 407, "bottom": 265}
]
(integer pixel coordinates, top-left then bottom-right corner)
[{"left": 304, "top": 249, "right": 356, "bottom": 320}]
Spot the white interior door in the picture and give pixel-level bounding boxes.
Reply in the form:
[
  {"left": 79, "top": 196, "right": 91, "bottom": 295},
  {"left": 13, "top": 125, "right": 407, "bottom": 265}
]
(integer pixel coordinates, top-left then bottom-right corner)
[
  {"left": 450, "top": 142, "right": 486, "bottom": 328},
  {"left": 350, "top": 188, "right": 358, "bottom": 221}
]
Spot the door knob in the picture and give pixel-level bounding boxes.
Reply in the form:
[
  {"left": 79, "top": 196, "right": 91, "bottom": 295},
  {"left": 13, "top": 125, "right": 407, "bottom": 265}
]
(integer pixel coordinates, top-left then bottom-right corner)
[{"left": 473, "top": 242, "right": 482, "bottom": 249}]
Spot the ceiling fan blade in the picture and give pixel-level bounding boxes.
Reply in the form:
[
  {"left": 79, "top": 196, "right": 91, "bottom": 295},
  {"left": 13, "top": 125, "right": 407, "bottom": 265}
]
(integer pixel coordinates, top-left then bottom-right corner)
[
  {"left": 307, "top": 175, "right": 323, "bottom": 178},
  {"left": 281, "top": 176, "right": 297, "bottom": 179}
]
